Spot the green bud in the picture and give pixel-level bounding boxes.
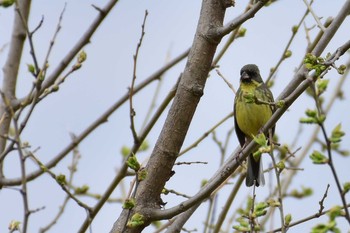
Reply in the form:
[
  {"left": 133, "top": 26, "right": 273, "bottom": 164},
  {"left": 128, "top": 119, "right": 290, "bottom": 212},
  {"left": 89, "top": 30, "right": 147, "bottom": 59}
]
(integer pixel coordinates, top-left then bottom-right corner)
[
  {"left": 27, "top": 64, "right": 36, "bottom": 74},
  {"left": 255, "top": 202, "right": 269, "bottom": 212},
  {"left": 127, "top": 213, "right": 145, "bottom": 228},
  {"left": 75, "top": 185, "right": 89, "bottom": 195},
  {"left": 285, "top": 214, "right": 292, "bottom": 226},
  {"left": 121, "top": 146, "right": 130, "bottom": 157},
  {"left": 253, "top": 225, "right": 262, "bottom": 231},
  {"left": 305, "top": 109, "right": 317, "bottom": 118},
  {"left": 316, "top": 79, "right": 329, "bottom": 96},
  {"left": 310, "top": 150, "right": 328, "bottom": 164},
  {"left": 337, "top": 64, "right": 347, "bottom": 75},
  {"left": 162, "top": 188, "right": 169, "bottom": 195},
  {"left": 78, "top": 50, "right": 87, "bottom": 63},
  {"left": 328, "top": 206, "right": 342, "bottom": 221},
  {"left": 72, "top": 63, "right": 82, "bottom": 71},
  {"left": 276, "top": 161, "right": 285, "bottom": 170},
  {"left": 311, "top": 223, "right": 328, "bottom": 232},
  {"left": 290, "top": 186, "right": 313, "bottom": 198},
  {"left": 139, "top": 140, "right": 149, "bottom": 151},
  {"left": 238, "top": 27, "right": 247, "bottom": 37},
  {"left": 126, "top": 154, "right": 140, "bottom": 171},
  {"left": 284, "top": 50, "right": 292, "bottom": 59},
  {"left": 232, "top": 225, "right": 250, "bottom": 232},
  {"left": 255, "top": 209, "right": 267, "bottom": 217},
  {"left": 302, "top": 187, "right": 313, "bottom": 196},
  {"left": 201, "top": 179, "right": 208, "bottom": 188},
  {"left": 137, "top": 169, "right": 147, "bottom": 181},
  {"left": 292, "top": 25, "right": 299, "bottom": 34},
  {"left": 304, "top": 53, "right": 317, "bottom": 66},
  {"left": 343, "top": 182, "right": 350, "bottom": 194},
  {"left": 330, "top": 123, "right": 345, "bottom": 144},
  {"left": 52, "top": 85, "right": 59, "bottom": 92},
  {"left": 56, "top": 174, "right": 67, "bottom": 185},
  {"left": 122, "top": 198, "right": 136, "bottom": 209},
  {"left": 317, "top": 114, "right": 326, "bottom": 124},
  {"left": 237, "top": 217, "right": 249, "bottom": 227},
  {"left": 253, "top": 133, "right": 267, "bottom": 147},
  {"left": 267, "top": 199, "right": 280, "bottom": 207},
  {"left": 8, "top": 220, "right": 21, "bottom": 231},
  {"left": 299, "top": 117, "right": 317, "bottom": 124},
  {"left": 339, "top": 149, "right": 350, "bottom": 157},
  {"left": 38, "top": 73, "right": 45, "bottom": 82}
]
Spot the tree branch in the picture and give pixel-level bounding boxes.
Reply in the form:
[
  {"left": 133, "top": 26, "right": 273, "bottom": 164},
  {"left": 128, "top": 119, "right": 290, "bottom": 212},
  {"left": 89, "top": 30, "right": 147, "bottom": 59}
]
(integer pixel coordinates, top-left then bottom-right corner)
[
  {"left": 0, "top": 49, "right": 187, "bottom": 187},
  {"left": 0, "top": 0, "right": 31, "bottom": 181},
  {"left": 213, "top": 0, "right": 268, "bottom": 38},
  {"left": 13, "top": 0, "right": 121, "bottom": 110},
  {"left": 149, "top": 1, "right": 350, "bottom": 222},
  {"left": 110, "top": 0, "right": 227, "bottom": 231}
]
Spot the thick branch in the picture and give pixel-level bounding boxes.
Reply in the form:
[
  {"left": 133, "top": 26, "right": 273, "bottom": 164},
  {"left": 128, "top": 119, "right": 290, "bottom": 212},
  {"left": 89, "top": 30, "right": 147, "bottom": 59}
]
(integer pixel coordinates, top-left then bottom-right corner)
[
  {"left": 149, "top": 0, "right": 350, "bottom": 222},
  {"left": 0, "top": 0, "right": 32, "bottom": 179},
  {"left": 109, "top": 0, "right": 227, "bottom": 232}
]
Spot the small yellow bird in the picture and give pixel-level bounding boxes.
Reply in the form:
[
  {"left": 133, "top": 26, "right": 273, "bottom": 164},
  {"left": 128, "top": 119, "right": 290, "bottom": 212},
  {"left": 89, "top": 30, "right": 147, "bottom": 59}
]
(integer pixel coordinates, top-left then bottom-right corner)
[{"left": 234, "top": 64, "right": 275, "bottom": 187}]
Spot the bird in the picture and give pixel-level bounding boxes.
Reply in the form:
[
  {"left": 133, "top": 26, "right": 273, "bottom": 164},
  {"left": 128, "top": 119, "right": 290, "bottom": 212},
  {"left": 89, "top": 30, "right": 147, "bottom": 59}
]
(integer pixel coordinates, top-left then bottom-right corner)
[{"left": 233, "top": 64, "right": 275, "bottom": 187}]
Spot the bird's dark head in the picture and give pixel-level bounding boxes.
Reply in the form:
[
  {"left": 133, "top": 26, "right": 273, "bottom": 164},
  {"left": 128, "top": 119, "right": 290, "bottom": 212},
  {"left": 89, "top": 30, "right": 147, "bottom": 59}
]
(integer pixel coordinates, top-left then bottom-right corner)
[{"left": 240, "top": 64, "right": 263, "bottom": 84}]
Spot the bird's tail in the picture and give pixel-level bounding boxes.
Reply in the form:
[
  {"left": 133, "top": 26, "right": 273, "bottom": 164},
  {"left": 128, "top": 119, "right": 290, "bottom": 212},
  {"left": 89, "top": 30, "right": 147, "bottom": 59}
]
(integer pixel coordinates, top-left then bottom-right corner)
[{"left": 246, "top": 153, "right": 265, "bottom": 187}]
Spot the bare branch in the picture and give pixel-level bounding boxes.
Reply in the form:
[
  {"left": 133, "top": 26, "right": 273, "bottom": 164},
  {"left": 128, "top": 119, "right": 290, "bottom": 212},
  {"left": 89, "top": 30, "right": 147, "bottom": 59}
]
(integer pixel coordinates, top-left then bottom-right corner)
[
  {"left": 214, "top": 0, "right": 268, "bottom": 38},
  {"left": 323, "top": 39, "right": 350, "bottom": 65},
  {"left": 0, "top": 0, "right": 31, "bottom": 182},
  {"left": 302, "top": 0, "right": 326, "bottom": 31},
  {"left": 150, "top": 2, "right": 350, "bottom": 221},
  {"left": 0, "top": 49, "right": 187, "bottom": 187},
  {"left": 215, "top": 69, "right": 236, "bottom": 94},
  {"left": 129, "top": 10, "right": 148, "bottom": 145},
  {"left": 14, "top": 0, "right": 121, "bottom": 110},
  {"left": 78, "top": 76, "right": 181, "bottom": 233}
]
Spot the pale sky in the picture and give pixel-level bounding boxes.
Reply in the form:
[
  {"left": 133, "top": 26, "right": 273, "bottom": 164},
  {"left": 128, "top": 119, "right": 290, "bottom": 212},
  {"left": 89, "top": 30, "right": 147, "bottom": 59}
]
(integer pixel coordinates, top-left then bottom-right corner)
[{"left": 1, "top": 1, "right": 350, "bottom": 232}]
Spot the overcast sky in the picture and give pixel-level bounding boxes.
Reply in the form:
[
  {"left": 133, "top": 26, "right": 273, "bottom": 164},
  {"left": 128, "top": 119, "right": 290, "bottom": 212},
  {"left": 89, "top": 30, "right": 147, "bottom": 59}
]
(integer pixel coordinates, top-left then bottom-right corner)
[{"left": 1, "top": 1, "right": 350, "bottom": 232}]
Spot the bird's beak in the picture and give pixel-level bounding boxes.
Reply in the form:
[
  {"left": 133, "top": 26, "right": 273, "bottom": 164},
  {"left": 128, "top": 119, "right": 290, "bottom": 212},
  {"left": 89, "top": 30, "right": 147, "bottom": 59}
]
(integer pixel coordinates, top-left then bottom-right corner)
[{"left": 241, "top": 71, "right": 250, "bottom": 82}]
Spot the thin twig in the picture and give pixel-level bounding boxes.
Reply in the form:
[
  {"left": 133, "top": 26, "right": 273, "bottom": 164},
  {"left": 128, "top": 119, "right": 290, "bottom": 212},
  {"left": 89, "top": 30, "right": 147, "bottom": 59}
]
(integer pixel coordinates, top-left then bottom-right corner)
[
  {"left": 302, "top": 0, "right": 326, "bottom": 31},
  {"left": 15, "top": 3, "right": 41, "bottom": 75},
  {"left": 179, "top": 112, "right": 234, "bottom": 156},
  {"left": 77, "top": 76, "right": 181, "bottom": 233},
  {"left": 129, "top": 10, "right": 148, "bottom": 144},
  {"left": 268, "top": 129, "right": 285, "bottom": 233},
  {"left": 216, "top": 0, "right": 268, "bottom": 37},
  {"left": 216, "top": 69, "right": 236, "bottom": 94},
  {"left": 28, "top": 152, "right": 92, "bottom": 213},
  {"left": 318, "top": 184, "right": 330, "bottom": 216},
  {"left": 213, "top": 174, "right": 245, "bottom": 233},
  {"left": 310, "top": 72, "right": 350, "bottom": 223},
  {"left": 270, "top": 201, "right": 350, "bottom": 232},
  {"left": 0, "top": 49, "right": 188, "bottom": 187},
  {"left": 13, "top": 0, "right": 122, "bottom": 111},
  {"left": 12, "top": 104, "right": 30, "bottom": 233},
  {"left": 39, "top": 133, "right": 81, "bottom": 233},
  {"left": 266, "top": 1, "right": 312, "bottom": 83}
]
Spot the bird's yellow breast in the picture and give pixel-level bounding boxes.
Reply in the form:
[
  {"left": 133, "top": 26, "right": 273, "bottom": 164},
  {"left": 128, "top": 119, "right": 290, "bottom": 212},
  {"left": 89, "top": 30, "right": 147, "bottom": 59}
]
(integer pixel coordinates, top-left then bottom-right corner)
[{"left": 235, "top": 82, "right": 272, "bottom": 138}]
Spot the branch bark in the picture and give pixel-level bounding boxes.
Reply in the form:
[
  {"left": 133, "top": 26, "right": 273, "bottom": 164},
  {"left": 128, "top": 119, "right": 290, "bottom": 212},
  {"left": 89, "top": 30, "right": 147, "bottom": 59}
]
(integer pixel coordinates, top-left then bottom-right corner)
[
  {"left": 0, "top": 0, "right": 31, "bottom": 180},
  {"left": 148, "top": 0, "right": 350, "bottom": 226},
  {"left": 109, "top": 0, "right": 228, "bottom": 232}
]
